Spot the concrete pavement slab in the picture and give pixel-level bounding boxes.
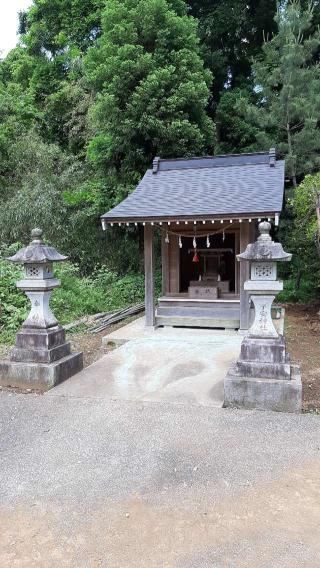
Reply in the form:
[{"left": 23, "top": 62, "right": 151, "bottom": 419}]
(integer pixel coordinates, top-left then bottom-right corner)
[
  {"left": 0, "top": 393, "right": 320, "bottom": 567},
  {"left": 48, "top": 330, "right": 243, "bottom": 406}
]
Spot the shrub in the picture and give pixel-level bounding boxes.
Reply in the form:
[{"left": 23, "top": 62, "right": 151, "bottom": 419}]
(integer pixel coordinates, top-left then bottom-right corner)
[{"left": 0, "top": 259, "right": 160, "bottom": 344}]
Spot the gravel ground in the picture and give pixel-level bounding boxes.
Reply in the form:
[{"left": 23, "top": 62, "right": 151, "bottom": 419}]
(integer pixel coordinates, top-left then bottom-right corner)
[{"left": 1, "top": 392, "right": 320, "bottom": 567}]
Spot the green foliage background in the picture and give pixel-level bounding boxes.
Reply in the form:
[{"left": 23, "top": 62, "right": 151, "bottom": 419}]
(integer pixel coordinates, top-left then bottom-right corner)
[
  {"left": 0, "top": 0, "right": 320, "bottom": 343},
  {"left": 0, "top": 256, "right": 160, "bottom": 343}
]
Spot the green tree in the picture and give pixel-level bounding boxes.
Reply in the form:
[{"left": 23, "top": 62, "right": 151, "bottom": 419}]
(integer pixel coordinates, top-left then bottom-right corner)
[
  {"left": 0, "top": 48, "right": 40, "bottom": 194},
  {"left": 19, "top": 0, "right": 104, "bottom": 56},
  {"left": 280, "top": 172, "right": 320, "bottom": 299},
  {"left": 12, "top": 0, "right": 104, "bottom": 154},
  {"left": 188, "top": 1, "right": 277, "bottom": 102},
  {"left": 215, "top": 88, "right": 260, "bottom": 153},
  {"left": 0, "top": 129, "right": 106, "bottom": 273},
  {"left": 85, "top": 0, "right": 214, "bottom": 182},
  {"left": 243, "top": 1, "right": 320, "bottom": 186}
]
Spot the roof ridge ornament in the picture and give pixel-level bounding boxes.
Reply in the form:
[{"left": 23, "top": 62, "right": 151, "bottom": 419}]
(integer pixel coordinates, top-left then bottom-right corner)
[
  {"left": 152, "top": 156, "right": 160, "bottom": 174},
  {"left": 269, "top": 148, "right": 276, "bottom": 167}
]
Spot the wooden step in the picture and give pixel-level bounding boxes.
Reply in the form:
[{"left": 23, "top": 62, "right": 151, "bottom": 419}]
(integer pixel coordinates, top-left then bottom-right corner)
[
  {"left": 156, "top": 306, "right": 240, "bottom": 318},
  {"left": 158, "top": 298, "right": 240, "bottom": 310},
  {"left": 155, "top": 315, "right": 240, "bottom": 329}
]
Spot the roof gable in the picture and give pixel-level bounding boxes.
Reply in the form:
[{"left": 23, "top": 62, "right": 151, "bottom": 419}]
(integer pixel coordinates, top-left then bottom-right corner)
[{"left": 102, "top": 150, "right": 285, "bottom": 222}]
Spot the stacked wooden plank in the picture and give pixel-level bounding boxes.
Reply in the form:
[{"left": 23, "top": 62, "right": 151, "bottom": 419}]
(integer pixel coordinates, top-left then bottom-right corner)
[{"left": 88, "top": 303, "right": 145, "bottom": 333}]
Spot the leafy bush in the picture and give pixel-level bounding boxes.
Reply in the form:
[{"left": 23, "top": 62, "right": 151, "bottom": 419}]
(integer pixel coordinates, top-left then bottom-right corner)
[
  {"left": 280, "top": 172, "right": 320, "bottom": 303},
  {"left": 0, "top": 259, "right": 160, "bottom": 344},
  {"left": 277, "top": 277, "right": 319, "bottom": 304},
  {"left": 0, "top": 261, "right": 28, "bottom": 343}
]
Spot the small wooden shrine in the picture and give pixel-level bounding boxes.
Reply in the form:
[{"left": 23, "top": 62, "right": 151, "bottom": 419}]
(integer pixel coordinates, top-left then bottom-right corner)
[{"left": 101, "top": 149, "right": 285, "bottom": 330}]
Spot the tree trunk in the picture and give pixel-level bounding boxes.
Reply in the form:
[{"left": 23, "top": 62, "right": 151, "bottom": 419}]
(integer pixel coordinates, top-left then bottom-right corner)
[
  {"left": 287, "top": 122, "right": 297, "bottom": 188},
  {"left": 295, "top": 268, "right": 302, "bottom": 291}
]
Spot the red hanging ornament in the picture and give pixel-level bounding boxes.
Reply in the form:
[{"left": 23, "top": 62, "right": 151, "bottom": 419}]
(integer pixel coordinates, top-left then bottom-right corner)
[{"left": 192, "top": 251, "right": 199, "bottom": 263}]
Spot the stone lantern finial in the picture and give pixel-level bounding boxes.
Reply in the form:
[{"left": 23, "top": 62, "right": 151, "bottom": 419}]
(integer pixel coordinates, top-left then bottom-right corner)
[
  {"left": 30, "top": 227, "right": 43, "bottom": 242},
  {"left": 238, "top": 221, "right": 291, "bottom": 265},
  {"left": 0, "top": 228, "right": 83, "bottom": 391},
  {"left": 7, "top": 228, "right": 68, "bottom": 265},
  {"left": 257, "top": 220, "right": 272, "bottom": 242}
]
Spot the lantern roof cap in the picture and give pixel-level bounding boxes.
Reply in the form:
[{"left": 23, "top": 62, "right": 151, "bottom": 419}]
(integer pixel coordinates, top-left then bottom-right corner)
[
  {"left": 6, "top": 228, "right": 68, "bottom": 264},
  {"left": 237, "top": 221, "right": 292, "bottom": 262}
]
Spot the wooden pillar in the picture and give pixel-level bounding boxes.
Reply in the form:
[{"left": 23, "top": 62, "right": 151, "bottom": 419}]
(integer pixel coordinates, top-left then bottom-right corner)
[
  {"left": 169, "top": 234, "right": 180, "bottom": 294},
  {"left": 161, "top": 232, "right": 170, "bottom": 296},
  {"left": 239, "top": 222, "right": 251, "bottom": 330},
  {"left": 235, "top": 230, "right": 240, "bottom": 294},
  {"left": 144, "top": 224, "right": 155, "bottom": 327}
]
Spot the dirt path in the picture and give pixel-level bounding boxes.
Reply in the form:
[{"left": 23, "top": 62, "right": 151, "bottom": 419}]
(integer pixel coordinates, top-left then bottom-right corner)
[
  {"left": 1, "top": 394, "right": 320, "bottom": 568},
  {"left": 285, "top": 304, "right": 320, "bottom": 412}
]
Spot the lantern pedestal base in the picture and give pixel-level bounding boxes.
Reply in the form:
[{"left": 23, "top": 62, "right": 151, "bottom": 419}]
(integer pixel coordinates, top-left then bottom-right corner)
[
  {"left": 11, "top": 326, "right": 71, "bottom": 364},
  {"left": 224, "top": 335, "right": 302, "bottom": 412},
  {"left": 0, "top": 325, "right": 83, "bottom": 391},
  {"left": 0, "top": 352, "right": 83, "bottom": 391},
  {"left": 224, "top": 363, "right": 302, "bottom": 413}
]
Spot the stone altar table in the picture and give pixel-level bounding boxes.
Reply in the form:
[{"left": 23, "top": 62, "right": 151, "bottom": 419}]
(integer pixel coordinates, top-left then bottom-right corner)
[{"left": 188, "top": 281, "right": 219, "bottom": 299}]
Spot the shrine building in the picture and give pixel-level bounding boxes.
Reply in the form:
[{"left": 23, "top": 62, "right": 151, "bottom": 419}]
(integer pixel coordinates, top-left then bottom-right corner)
[{"left": 101, "top": 149, "right": 285, "bottom": 331}]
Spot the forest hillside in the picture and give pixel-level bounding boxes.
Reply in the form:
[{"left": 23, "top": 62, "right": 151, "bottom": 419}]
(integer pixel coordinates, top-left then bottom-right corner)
[{"left": 1, "top": 0, "right": 320, "bottom": 338}]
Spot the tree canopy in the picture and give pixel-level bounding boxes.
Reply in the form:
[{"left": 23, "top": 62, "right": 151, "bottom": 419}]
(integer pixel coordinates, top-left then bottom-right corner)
[
  {"left": 243, "top": 1, "right": 320, "bottom": 187},
  {"left": 85, "top": 0, "right": 214, "bottom": 182},
  {"left": 0, "top": 0, "right": 320, "bottom": 299}
]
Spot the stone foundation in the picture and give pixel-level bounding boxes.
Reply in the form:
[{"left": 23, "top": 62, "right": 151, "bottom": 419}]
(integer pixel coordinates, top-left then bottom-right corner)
[
  {"left": 224, "top": 336, "right": 302, "bottom": 413},
  {"left": 0, "top": 325, "right": 83, "bottom": 391},
  {"left": 11, "top": 326, "right": 71, "bottom": 363},
  {"left": 224, "top": 363, "right": 302, "bottom": 413},
  {"left": 0, "top": 353, "right": 83, "bottom": 391}
]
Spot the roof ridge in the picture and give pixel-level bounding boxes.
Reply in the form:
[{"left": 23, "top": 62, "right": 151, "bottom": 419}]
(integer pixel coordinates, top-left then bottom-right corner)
[
  {"left": 149, "top": 150, "right": 278, "bottom": 173},
  {"left": 155, "top": 151, "right": 270, "bottom": 163}
]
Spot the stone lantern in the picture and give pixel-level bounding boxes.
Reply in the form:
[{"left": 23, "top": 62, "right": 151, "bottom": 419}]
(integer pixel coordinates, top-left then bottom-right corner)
[
  {"left": 240, "top": 220, "right": 291, "bottom": 339},
  {"left": 224, "top": 221, "right": 302, "bottom": 412},
  {"left": 0, "top": 229, "right": 83, "bottom": 390}
]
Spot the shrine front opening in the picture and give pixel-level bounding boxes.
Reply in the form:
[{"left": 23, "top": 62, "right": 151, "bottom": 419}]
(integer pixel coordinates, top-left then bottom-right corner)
[
  {"left": 157, "top": 223, "right": 243, "bottom": 329},
  {"left": 179, "top": 232, "right": 236, "bottom": 295}
]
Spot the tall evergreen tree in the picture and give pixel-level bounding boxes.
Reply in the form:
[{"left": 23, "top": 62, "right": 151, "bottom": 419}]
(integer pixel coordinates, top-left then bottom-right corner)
[
  {"left": 244, "top": 0, "right": 320, "bottom": 186},
  {"left": 85, "top": 0, "right": 214, "bottom": 183}
]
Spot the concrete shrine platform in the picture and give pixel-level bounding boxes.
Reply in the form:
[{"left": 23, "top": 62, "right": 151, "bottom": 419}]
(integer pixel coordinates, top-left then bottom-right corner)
[
  {"left": 102, "top": 311, "right": 285, "bottom": 344},
  {"left": 48, "top": 317, "right": 243, "bottom": 406}
]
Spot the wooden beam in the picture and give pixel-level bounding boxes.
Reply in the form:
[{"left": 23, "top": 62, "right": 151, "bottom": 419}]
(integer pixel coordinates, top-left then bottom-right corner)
[{"left": 144, "top": 224, "right": 155, "bottom": 327}]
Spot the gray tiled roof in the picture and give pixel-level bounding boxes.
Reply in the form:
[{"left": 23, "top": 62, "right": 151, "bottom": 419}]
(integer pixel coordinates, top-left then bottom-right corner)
[{"left": 102, "top": 151, "right": 285, "bottom": 222}]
